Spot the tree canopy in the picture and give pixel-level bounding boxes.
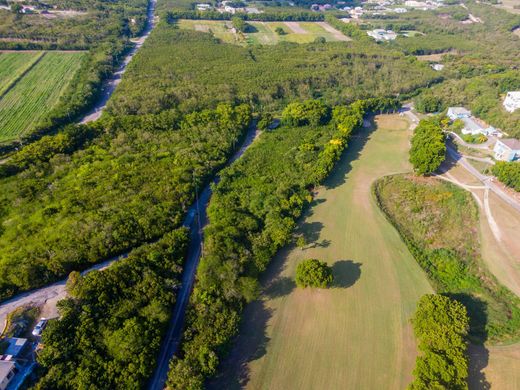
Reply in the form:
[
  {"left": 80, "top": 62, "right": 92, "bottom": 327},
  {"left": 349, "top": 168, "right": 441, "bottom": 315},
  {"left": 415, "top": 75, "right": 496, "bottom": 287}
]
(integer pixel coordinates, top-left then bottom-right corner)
[
  {"left": 295, "top": 259, "right": 333, "bottom": 288},
  {"left": 409, "top": 118, "right": 446, "bottom": 175}
]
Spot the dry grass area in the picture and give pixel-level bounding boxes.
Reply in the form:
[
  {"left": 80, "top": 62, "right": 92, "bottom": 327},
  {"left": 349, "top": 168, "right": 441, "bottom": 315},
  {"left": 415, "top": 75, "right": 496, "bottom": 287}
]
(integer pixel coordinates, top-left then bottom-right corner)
[
  {"left": 416, "top": 49, "right": 458, "bottom": 62},
  {"left": 210, "top": 115, "right": 434, "bottom": 389}
]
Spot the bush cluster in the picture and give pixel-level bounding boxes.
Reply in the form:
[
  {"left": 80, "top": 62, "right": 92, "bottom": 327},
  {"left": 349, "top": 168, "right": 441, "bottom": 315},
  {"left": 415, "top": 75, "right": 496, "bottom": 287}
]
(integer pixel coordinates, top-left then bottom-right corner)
[{"left": 295, "top": 259, "right": 333, "bottom": 288}]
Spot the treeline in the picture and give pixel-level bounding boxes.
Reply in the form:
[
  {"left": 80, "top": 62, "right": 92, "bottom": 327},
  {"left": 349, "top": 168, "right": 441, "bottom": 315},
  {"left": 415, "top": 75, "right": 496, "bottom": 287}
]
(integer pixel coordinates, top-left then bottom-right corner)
[
  {"left": 374, "top": 174, "right": 520, "bottom": 343},
  {"left": 492, "top": 161, "right": 520, "bottom": 192},
  {"left": 165, "top": 10, "right": 325, "bottom": 22},
  {"left": 167, "top": 98, "right": 399, "bottom": 388},
  {"left": 35, "top": 228, "right": 189, "bottom": 389},
  {"left": 108, "top": 24, "right": 437, "bottom": 115},
  {"left": 0, "top": 104, "right": 251, "bottom": 301},
  {"left": 409, "top": 294, "right": 469, "bottom": 390}
]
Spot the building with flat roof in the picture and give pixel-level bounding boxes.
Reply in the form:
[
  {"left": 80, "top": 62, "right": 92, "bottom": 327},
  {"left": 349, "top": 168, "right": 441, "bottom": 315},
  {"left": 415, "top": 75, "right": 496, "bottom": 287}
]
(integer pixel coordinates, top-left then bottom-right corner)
[
  {"left": 494, "top": 138, "right": 520, "bottom": 161},
  {"left": 447, "top": 106, "right": 471, "bottom": 120},
  {"left": 3, "top": 339, "right": 28, "bottom": 359},
  {"left": 503, "top": 91, "right": 520, "bottom": 113},
  {"left": 0, "top": 361, "right": 16, "bottom": 390}
]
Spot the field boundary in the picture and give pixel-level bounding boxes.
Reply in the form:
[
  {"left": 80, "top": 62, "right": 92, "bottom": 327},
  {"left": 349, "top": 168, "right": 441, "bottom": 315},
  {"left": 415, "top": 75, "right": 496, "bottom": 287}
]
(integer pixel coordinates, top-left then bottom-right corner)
[{"left": 0, "top": 51, "right": 46, "bottom": 99}]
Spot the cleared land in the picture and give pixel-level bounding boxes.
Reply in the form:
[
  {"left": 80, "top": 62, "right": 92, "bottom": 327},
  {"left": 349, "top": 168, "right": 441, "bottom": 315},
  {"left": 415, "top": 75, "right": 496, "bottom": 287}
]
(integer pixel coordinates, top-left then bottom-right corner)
[
  {"left": 0, "top": 51, "right": 84, "bottom": 142},
  {"left": 210, "top": 115, "right": 433, "bottom": 389},
  {"left": 177, "top": 19, "right": 350, "bottom": 45}
]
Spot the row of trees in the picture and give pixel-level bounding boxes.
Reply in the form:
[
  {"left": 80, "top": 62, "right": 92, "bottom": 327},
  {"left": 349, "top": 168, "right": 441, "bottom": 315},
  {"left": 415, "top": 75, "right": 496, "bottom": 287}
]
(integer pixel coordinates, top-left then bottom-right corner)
[
  {"left": 492, "top": 161, "right": 520, "bottom": 192},
  {"left": 409, "top": 294, "right": 470, "bottom": 390},
  {"left": 166, "top": 10, "right": 325, "bottom": 22},
  {"left": 35, "top": 229, "right": 189, "bottom": 389},
  {"left": 167, "top": 98, "right": 400, "bottom": 389},
  {"left": 0, "top": 104, "right": 251, "bottom": 300}
]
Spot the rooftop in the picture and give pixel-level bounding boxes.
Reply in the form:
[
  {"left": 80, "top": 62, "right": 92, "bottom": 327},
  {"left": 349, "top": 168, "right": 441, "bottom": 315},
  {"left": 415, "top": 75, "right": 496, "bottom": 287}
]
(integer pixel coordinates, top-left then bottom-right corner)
[
  {"left": 461, "top": 117, "right": 483, "bottom": 132},
  {"left": 448, "top": 106, "right": 471, "bottom": 115},
  {"left": 500, "top": 138, "right": 520, "bottom": 150},
  {"left": 4, "top": 338, "right": 28, "bottom": 358},
  {"left": 0, "top": 360, "right": 15, "bottom": 380}
]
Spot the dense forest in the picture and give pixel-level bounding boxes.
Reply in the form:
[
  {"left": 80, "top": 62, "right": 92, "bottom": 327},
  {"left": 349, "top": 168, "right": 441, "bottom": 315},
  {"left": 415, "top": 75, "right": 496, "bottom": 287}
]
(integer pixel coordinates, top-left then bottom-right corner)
[
  {"left": 0, "top": 104, "right": 251, "bottom": 300},
  {"left": 107, "top": 22, "right": 438, "bottom": 115},
  {"left": 35, "top": 228, "right": 188, "bottom": 389},
  {"left": 167, "top": 98, "right": 399, "bottom": 388}
]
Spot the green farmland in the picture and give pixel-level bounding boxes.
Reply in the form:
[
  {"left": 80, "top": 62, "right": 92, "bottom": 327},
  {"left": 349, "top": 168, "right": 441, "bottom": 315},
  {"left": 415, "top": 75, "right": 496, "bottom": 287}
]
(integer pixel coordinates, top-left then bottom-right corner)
[
  {"left": 0, "top": 51, "right": 85, "bottom": 142},
  {"left": 177, "top": 20, "right": 351, "bottom": 45}
]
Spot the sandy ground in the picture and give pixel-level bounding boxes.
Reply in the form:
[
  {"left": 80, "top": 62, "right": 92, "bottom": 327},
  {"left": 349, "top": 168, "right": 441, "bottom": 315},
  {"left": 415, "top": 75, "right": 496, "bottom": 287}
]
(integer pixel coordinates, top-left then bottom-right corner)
[
  {"left": 284, "top": 21, "right": 307, "bottom": 34},
  {"left": 316, "top": 22, "right": 352, "bottom": 41}
]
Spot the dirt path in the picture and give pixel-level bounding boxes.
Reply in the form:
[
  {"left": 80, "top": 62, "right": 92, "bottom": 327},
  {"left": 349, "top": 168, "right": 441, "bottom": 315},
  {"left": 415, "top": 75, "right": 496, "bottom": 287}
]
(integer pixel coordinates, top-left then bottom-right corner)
[
  {"left": 210, "top": 115, "right": 433, "bottom": 389},
  {"left": 316, "top": 21, "right": 352, "bottom": 41},
  {"left": 284, "top": 21, "right": 307, "bottom": 34}
]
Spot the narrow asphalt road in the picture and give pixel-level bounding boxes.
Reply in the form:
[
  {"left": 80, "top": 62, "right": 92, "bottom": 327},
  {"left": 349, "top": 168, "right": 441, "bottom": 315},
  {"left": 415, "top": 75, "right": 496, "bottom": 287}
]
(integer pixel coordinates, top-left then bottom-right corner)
[{"left": 148, "top": 125, "right": 259, "bottom": 390}]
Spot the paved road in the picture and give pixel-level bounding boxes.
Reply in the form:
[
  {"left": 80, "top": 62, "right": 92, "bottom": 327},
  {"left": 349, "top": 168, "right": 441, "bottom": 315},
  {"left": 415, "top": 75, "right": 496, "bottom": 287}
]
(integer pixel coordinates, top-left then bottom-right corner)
[
  {"left": 148, "top": 125, "right": 259, "bottom": 390},
  {"left": 80, "top": 0, "right": 157, "bottom": 123}
]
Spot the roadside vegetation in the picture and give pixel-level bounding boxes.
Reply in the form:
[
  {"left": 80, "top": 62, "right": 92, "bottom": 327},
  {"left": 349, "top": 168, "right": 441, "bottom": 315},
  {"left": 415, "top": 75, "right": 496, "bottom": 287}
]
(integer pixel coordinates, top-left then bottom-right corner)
[
  {"left": 0, "top": 104, "right": 251, "bottom": 301},
  {"left": 374, "top": 174, "right": 520, "bottom": 343},
  {"left": 409, "top": 294, "right": 469, "bottom": 390},
  {"left": 167, "top": 98, "right": 398, "bottom": 389},
  {"left": 35, "top": 229, "right": 188, "bottom": 389},
  {"left": 492, "top": 161, "right": 520, "bottom": 192}
]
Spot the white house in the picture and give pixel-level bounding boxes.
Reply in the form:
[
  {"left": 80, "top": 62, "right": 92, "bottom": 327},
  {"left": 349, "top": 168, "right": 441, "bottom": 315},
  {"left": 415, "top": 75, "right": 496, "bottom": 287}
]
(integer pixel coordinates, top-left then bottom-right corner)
[
  {"left": 494, "top": 138, "right": 520, "bottom": 161},
  {"left": 447, "top": 106, "right": 471, "bottom": 120},
  {"left": 0, "top": 361, "right": 17, "bottom": 390},
  {"left": 367, "top": 29, "right": 397, "bottom": 41},
  {"left": 195, "top": 3, "right": 212, "bottom": 11},
  {"left": 503, "top": 91, "right": 520, "bottom": 113}
]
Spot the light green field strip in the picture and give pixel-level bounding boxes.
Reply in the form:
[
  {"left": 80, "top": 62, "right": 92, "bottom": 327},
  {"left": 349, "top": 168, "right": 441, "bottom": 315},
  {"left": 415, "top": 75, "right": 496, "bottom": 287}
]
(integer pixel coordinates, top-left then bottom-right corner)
[
  {"left": 212, "top": 116, "right": 433, "bottom": 390},
  {"left": 0, "top": 52, "right": 84, "bottom": 142},
  {"left": 0, "top": 52, "right": 44, "bottom": 97}
]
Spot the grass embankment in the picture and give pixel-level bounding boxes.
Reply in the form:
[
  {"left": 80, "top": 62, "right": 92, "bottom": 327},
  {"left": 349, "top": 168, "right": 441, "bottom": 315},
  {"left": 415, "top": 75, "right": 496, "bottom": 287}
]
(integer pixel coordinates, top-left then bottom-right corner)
[
  {"left": 0, "top": 52, "right": 84, "bottom": 142},
  {"left": 209, "top": 115, "right": 433, "bottom": 389},
  {"left": 374, "top": 174, "right": 520, "bottom": 344}
]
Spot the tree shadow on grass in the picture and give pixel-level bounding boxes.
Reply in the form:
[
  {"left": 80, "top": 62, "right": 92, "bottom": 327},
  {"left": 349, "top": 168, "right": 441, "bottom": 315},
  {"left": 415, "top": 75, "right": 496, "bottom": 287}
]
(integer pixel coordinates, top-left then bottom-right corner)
[
  {"left": 297, "top": 221, "right": 324, "bottom": 244},
  {"left": 332, "top": 260, "right": 362, "bottom": 288},
  {"left": 264, "top": 276, "right": 295, "bottom": 299},
  {"left": 324, "top": 115, "right": 378, "bottom": 190},
  {"left": 443, "top": 292, "right": 491, "bottom": 390},
  {"left": 207, "top": 300, "right": 272, "bottom": 390}
]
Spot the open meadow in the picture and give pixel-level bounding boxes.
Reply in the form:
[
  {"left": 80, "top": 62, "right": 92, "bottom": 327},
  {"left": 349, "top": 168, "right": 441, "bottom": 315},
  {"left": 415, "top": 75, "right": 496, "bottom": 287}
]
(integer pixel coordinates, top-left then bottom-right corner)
[
  {"left": 0, "top": 51, "right": 84, "bottom": 142},
  {"left": 210, "top": 115, "right": 434, "bottom": 389},
  {"left": 176, "top": 19, "right": 350, "bottom": 45}
]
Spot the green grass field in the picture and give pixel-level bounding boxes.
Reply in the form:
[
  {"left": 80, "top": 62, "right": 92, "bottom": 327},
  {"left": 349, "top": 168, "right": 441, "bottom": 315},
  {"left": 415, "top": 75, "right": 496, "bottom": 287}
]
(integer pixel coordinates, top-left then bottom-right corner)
[
  {"left": 0, "top": 51, "right": 84, "bottom": 142},
  {"left": 0, "top": 52, "right": 44, "bottom": 96},
  {"left": 177, "top": 20, "right": 350, "bottom": 45},
  {"left": 210, "top": 115, "right": 433, "bottom": 389}
]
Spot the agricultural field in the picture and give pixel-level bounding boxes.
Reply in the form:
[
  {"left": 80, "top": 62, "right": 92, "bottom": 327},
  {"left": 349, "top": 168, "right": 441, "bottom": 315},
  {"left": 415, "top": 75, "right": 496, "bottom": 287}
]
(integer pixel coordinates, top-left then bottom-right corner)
[
  {"left": 0, "top": 51, "right": 84, "bottom": 142},
  {"left": 176, "top": 19, "right": 350, "bottom": 45},
  {"left": 210, "top": 115, "right": 434, "bottom": 389}
]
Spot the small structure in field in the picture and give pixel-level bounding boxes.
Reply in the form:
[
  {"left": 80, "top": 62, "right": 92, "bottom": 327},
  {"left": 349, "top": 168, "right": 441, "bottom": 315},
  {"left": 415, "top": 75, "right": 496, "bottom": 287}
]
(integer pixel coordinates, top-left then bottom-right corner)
[
  {"left": 367, "top": 29, "right": 397, "bottom": 41},
  {"left": 503, "top": 91, "right": 520, "bottom": 113},
  {"left": 494, "top": 138, "right": 520, "bottom": 161}
]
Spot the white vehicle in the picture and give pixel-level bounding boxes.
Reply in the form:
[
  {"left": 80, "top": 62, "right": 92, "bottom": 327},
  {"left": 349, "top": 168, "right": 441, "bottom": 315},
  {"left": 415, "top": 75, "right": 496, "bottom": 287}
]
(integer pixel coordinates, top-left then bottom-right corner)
[{"left": 32, "top": 318, "right": 48, "bottom": 336}]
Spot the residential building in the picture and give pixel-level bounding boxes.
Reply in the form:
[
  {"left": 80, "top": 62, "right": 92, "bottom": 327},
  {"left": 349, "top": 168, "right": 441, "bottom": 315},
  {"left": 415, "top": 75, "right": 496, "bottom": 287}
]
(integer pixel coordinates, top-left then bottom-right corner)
[
  {"left": 494, "top": 138, "right": 520, "bottom": 161},
  {"left": 503, "top": 91, "right": 520, "bottom": 113},
  {"left": 447, "top": 106, "right": 471, "bottom": 120},
  {"left": 195, "top": 3, "right": 212, "bottom": 11},
  {"left": 367, "top": 29, "right": 397, "bottom": 41},
  {"left": 0, "top": 361, "right": 16, "bottom": 390},
  {"left": 2, "top": 339, "right": 28, "bottom": 359}
]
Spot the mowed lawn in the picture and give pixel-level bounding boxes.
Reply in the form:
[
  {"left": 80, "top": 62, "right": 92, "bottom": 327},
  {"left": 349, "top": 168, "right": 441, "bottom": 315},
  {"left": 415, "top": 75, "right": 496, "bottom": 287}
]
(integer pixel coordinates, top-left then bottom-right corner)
[
  {"left": 211, "top": 115, "right": 433, "bottom": 390},
  {"left": 0, "top": 51, "right": 84, "bottom": 142},
  {"left": 177, "top": 19, "right": 349, "bottom": 45}
]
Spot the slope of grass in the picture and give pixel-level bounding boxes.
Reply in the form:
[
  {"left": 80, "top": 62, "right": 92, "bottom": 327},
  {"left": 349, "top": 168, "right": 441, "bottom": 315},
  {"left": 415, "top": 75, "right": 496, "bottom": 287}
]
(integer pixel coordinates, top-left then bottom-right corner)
[
  {"left": 0, "top": 51, "right": 84, "bottom": 142},
  {"left": 211, "top": 115, "right": 433, "bottom": 389},
  {"left": 374, "top": 174, "right": 520, "bottom": 344}
]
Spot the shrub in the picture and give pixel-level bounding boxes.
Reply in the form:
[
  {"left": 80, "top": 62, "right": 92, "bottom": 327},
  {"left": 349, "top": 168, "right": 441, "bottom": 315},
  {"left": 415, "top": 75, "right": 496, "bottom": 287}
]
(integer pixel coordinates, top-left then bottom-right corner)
[
  {"left": 409, "top": 294, "right": 469, "bottom": 390},
  {"left": 295, "top": 259, "right": 333, "bottom": 288},
  {"left": 492, "top": 161, "right": 520, "bottom": 191}
]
